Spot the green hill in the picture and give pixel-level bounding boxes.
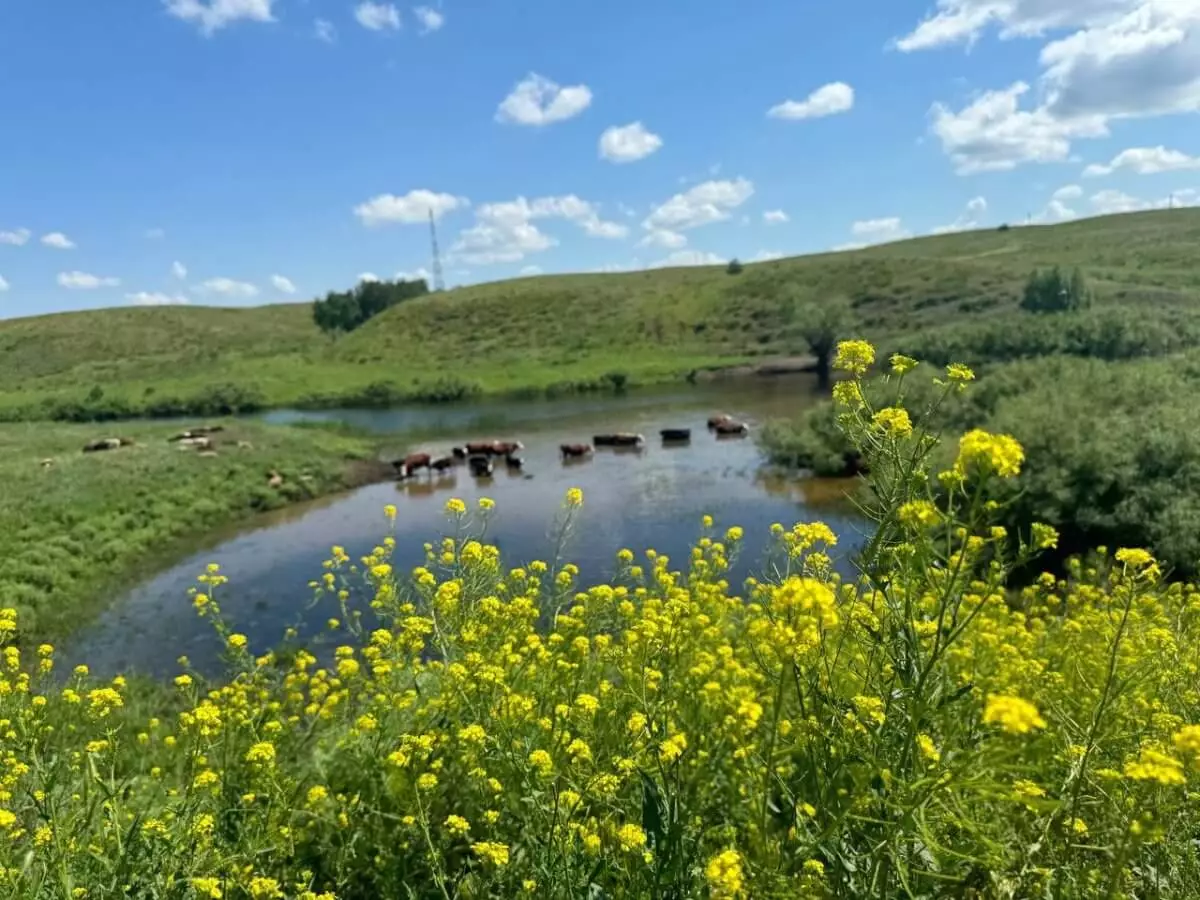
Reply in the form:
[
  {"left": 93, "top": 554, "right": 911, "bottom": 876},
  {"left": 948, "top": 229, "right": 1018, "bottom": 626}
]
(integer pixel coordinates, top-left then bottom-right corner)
[{"left": 4, "top": 209, "right": 1200, "bottom": 420}]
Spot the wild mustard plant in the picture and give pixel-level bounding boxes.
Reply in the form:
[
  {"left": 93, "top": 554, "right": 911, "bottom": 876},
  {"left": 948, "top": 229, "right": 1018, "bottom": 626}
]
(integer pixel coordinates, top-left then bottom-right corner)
[{"left": 2, "top": 343, "right": 1200, "bottom": 897}]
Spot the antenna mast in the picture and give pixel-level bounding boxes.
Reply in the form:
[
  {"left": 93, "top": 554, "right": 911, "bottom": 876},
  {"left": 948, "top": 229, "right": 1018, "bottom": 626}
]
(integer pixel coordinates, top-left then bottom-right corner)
[{"left": 428, "top": 209, "right": 446, "bottom": 292}]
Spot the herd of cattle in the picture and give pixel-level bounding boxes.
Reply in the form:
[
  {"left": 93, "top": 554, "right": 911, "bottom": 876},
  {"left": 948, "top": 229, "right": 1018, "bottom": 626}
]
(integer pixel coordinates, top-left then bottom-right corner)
[{"left": 390, "top": 413, "right": 750, "bottom": 479}]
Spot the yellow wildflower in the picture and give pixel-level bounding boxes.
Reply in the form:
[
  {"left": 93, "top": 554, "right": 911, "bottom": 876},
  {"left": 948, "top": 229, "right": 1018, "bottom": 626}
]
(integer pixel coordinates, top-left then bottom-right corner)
[
  {"left": 983, "top": 695, "right": 1046, "bottom": 735},
  {"left": 704, "top": 849, "right": 745, "bottom": 899},
  {"left": 833, "top": 340, "right": 875, "bottom": 375},
  {"left": 872, "top": 407, "right": 913, "bottom": 438}
]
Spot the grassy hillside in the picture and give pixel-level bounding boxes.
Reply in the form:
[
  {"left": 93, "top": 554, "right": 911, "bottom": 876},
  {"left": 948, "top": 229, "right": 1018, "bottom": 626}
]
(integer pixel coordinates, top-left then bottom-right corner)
[{"left": 3, "top": 208, "right": 1200, "bottom": 420}]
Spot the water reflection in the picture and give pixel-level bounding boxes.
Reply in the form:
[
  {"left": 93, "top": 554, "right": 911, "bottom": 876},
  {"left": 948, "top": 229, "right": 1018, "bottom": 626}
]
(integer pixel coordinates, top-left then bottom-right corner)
[{"left": 66, "top": 374, "right": 864, "bottom": 679}]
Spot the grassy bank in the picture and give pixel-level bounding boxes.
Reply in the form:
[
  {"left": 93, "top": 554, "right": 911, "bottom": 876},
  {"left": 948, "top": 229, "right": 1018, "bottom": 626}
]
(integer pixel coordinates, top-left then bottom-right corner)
[
  {"left": 0, "top": 419, "right": 389, "bottom": 641},
  {"left": 3, "top": 209, "right": 1200, "bottom": 421},
  {"left": 5, "top": 359, "right": 1200, "bottom": 897}
]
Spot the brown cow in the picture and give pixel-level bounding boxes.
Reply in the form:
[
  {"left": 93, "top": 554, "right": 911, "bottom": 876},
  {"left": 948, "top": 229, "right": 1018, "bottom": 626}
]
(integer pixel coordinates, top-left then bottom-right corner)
[
  {"left": 560, "top": 443, "right": 594, "bottom": 459},
  {"left": 464, "top": 441, "right": 496, "bottom": 456},
  {"left": 714, "top": 420, "right": 749, "bottom": 436},
  {"left": 394, "top": 452, "right": 432, "bottom": 478},
  {"left": 491, "top": 440, "right": 525, "bottom": 456},
  {"left": 707, "top": 414, "right": 734, "bottom": 429}
]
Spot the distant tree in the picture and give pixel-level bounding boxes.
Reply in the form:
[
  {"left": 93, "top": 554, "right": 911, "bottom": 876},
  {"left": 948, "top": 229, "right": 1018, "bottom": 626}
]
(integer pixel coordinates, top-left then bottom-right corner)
[
  {"left": 312, "top": 277, "right": 429, "bottom": 336},
  {"left": 726, "top": 258, "right": 744, "bottom": 276},
  {"left": 1021, "top": 266, "right": 1090, "bottom": 314},
  {"left": 789, "top": 296, "right": 857, "bottom": 391},
  {"left": 997, "top": 223, "right": 1011, "bottom": 232}
]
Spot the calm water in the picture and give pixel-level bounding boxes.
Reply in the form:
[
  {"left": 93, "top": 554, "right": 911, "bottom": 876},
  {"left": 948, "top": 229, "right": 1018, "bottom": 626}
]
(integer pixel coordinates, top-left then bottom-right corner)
[{"left": 66, "top": 375, "right": 868, "bottom": 679}]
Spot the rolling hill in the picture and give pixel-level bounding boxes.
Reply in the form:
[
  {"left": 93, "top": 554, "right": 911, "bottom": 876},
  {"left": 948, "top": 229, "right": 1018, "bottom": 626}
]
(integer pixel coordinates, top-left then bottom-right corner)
[{"left": 3, "top": 208, "right": 1200, "bottom": 420}]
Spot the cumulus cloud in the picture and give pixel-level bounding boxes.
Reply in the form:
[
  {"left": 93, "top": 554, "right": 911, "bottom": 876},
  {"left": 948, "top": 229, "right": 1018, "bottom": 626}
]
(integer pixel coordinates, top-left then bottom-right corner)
[
  {"left": 195, "top": 277, "right": 259, "bottom": 298},
  {"left": 172, "top": 261, "right": 188, "bottom": 280},
  {"left": 127, "top": 291, "right": 190, "bottom": 306},
  {"left": 0, "top": 228, "right": 30, "bottom": 246},
  {"left": 41, "top": 232, "right": 75, "bottom": 249},
  {"left": 519, "top": 265, "right": 543, "bottom": 276},
  {"left": 358, "top": 273, "right": 381, "bottom": 283},
  {"left": 851, "top": 217, "right": 911, "bottom": 242},
  {"left": 413, "top": 6, "right": 444, "bottom": 33},
  {"left": 1090, "top": 188, "right": 1147, "bottom": 214},
  {"left": 164, "top": 0, "right": 275, "bottom": 35},
  {"left": 314, "top": 18, "right": 336, "bottom": 42},
  {"left": 496, "top": 73, "right": 593, "bottom": 126},
  {"left": 397, "top": 267, "right": 432, "bottom": 282},
  {"left": 1054, "top": 184, "right": 1084, "bottom": 200},
  {"left": 932, "top": 196, "right": 988, "bottom": 233},
  {"left": 647, "top": 250, "right": 727, "bottom": 269},
  {"left": 1084, "top": 146, "right": 1200, "bottom": 176},
  {"left": 0, "top": 276, "right": 8, "bottom": 292},
  {"left": 752, "top": 250, "right": 785, "bottom": 262},
  {"left": 271, "top": 274, "right": 297, "bottom": 294},
  {"left": 643, "top": 178, "right": 755, "bottom": 233},
  {"left": 58, "top": 271, "right": 120, "bottom": 289},
  {"left": 354, "top": 189, "right": 466, "bottom": 226},
  {"left": 450, "top": 194, "right": 625, "bottom": 265},
  {"left": 639, "top": 229, "right": 688, "bottom": 249},
  {"left": 355, "top": 2, "right": 401, "bottom": 30},
  {"left": 598, "top": 122, "right": 663, "bottom": 163},
  {"left": 763, "top": 209, "right": 789, "bottom": 224},
  {"left": 768, "top": 82, "right": 855, "bottom": 120},
  {"left": 910, "top": 3, "right": 1200, "bottom": 173}
]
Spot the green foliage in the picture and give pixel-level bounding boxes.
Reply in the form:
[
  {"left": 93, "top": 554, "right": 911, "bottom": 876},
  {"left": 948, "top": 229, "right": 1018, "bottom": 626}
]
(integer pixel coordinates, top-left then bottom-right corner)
[
  {"left": 725, "top": 258, "right": 744, "bottom": 275},
  {"left": 312, "top": 277, "right": 429, "bottom": 336},
  {"left": 1020, "top": 266, "right": 1091, "bottom": 313}
]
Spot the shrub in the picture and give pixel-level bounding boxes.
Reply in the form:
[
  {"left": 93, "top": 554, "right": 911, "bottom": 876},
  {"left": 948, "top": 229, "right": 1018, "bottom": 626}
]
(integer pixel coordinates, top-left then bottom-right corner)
[
  {"left": 726, "top": 258, "right": 744, "bottom": 275},
  {"left": 8, "top": 348, "right": 1200, "bottom": 897},
  {"left": 1020, "top": 266, "right": 1090, "bottom": 313}
]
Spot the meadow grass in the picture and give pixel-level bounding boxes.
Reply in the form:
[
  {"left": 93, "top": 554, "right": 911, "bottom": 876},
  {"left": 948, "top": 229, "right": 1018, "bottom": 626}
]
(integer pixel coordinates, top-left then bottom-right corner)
[
  {"left": 3, "top": 344, "right": 1200, "bottom": 898},
  {"left": 3, "top": 209, "right": 1200, "bottom": 421},
  {"left": 0, "top": 419, "right": 388, "bottom": 642}
]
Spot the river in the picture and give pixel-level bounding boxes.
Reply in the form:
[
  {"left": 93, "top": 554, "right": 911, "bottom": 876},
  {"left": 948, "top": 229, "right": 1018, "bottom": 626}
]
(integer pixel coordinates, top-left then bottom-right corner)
[{"left": 64, "top": 374, "right": 867, "bottom": 679}]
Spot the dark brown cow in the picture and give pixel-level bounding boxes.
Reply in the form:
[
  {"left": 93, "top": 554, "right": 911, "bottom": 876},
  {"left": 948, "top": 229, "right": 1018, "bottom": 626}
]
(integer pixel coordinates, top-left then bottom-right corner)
[
  {"left": 430, "top": 455, "right": 455, "bottom": 473},
  {"left": 468, "top": 455, "right": 494, "bottom": 476},
  {"left": 451, "top": 446, "right": 468, "bottom": 460},
  {"left": 714, "top": 420, "right": 749, "bottom": 436},
  {"left": 594, "top": 433, "right": 644, "bottom": 447},
  {"left": 560, "top": 443, "right": 594, "bottom": 458},
  {"left": 504, "top": 453, "right": 524, "bottom": 471},
  {"left": 393, "top": 452, "right": 432, "bottom": 478},
  {"left": 465, "top": 441, "right": 496, "bottom": 456}
]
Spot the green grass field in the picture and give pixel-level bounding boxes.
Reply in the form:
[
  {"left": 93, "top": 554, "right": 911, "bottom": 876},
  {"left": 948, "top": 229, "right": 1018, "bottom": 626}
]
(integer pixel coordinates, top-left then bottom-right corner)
[
  {"left": 4, "top": 209, "right": 1200, "bottom": 421},
  {"left": 0, "top": 419, "right": 389, "bottom": 641}
]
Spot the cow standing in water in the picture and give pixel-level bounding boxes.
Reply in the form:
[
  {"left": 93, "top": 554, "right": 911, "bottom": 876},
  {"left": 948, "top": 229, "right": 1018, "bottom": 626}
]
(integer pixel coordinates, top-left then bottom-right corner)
[
  {"left": 430, "top": 456, "right": 455, "bottom": 473},
  {"left": 393, "top": 452, "right": 432, "bottom": 478},
  {"left": 560, "top": 443, "right": 594, "bottom": 459},
  {"left": 714, "top": 420, "right": 749, "bottom": 436},
  {"left": 468, "top": 455, "right": 494, "bottom": 476}
]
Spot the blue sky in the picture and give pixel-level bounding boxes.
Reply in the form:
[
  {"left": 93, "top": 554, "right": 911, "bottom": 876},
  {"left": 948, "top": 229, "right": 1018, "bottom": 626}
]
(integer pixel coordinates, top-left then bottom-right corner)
[{"left": 1, "top": 0, "right": 1199, "bottom": 317}]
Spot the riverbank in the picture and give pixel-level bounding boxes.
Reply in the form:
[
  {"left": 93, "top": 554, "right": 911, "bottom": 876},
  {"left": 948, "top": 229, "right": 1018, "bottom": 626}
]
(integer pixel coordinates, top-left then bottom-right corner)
[{"left": 0, "top": 418, "right": 392, "bottom": 642}]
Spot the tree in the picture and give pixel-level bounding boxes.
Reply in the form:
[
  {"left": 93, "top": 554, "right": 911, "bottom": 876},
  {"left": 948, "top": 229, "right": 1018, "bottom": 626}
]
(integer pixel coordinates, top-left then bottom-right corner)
[
  {"left": 1020, "top": 266, "right": 1090, "bottom": 314},
  {"left": 312, "top": 277, "right": 429, "bottom": 336},
  {"left": 726, "top": 258, "right": 744, "bottom": 276},
  {"left": 789, "top": 296, "right": 857, "bottom": 391}
]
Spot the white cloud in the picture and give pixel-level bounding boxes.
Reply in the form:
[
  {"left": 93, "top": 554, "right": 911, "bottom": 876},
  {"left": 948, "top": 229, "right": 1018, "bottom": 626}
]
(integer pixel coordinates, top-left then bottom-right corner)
[
  {"left": 172, "top": 261, "right": 188, "bottom": 280},
  {"left": 1084, "top": 146, "right": 1200, "bottom": 177},
  {"left": 397, "top": 267, "right": 432, "bottom": 282},
  {"left": 41, "top": 232, "right": 75, "bottom": 249},
  {"left": 164, "top": 0, "right": 275, "bottom": 35},
  {"left": 932, "top": 196, "right": 989, "bottom": 234},
  {"left": 519, "top": 265, "right": 543, "bottom": 276},
  {"left": 1090, "top": 188, "right": 1146, "bottom": 214},
  {"left": 145, "top": 227, "right": 166, "bottom": 240},
  {"left": 639, "top": 229, "right": 688, "bottom": 249},
  {"left": 127, "top": 291, "right": 190, "bottom": 306},
  {"left": 355, "top": 2, "right": 401, "bottom": 30},
  {"left": 354, "top": 189, "right": 466, "bottom": 226},
  {"left": 752, "top": 250, "right": 785, "bottom": 262},
  {"left": 271, "top": 274, "right": 297, "bottom": 294},
  {"left": 895, "top": 0, "right": 1133, "bottom": 52},
  {"left": 314, "top": 18, "right": 336, "bottom": 42},
  {"left": 1041, "top": 199, "right": 1079, "bottom": 221},
  {"left": 768, "top": 82, "right": 855, "bottom": 120},
  {"left": 832, "top": 242, "right": 868, "bottom": 252},
  {"left": 0, "top": 228, "right": 30, "bottom": 246},
  {"left": 643, "top": 178, "right": 755, "bottom": 233},
  {"left": 598, "top": 122, "right": 663, "bottom": 163},
  {"left": 763, "top": 209, "right": 789, "bottom": 224},
  {"left": 496, "top": 73, "right": 593, "bottom": 126},
  {"left": 851, "top": 217, "right": 911, "bottom": 243},
  {"left": 0, "top": 276, "right": 8, "bottom": 292},
  {"left": 195, "top": 277, "right": 259, "bottom": 298},
  {"left": 359, "top": 272, "right": 381, "bottom": 283},
  {"left": 413, "top": 6, "right": 444, "bottom": 33},
  {"left": 58, "top": 271, "right": 120, "bottom": 290},
  {"left": 1054, "top": 184, "right": 1083, "bottom": 200},
  {"left": 930, "top": 82, "right": 1108, "bottom": 174},
  {"left": 647, "top": 250, "right": 727, "bottom": 269},
  {"left": 449, "top": 194, "right": 625, "bottom": 265}
]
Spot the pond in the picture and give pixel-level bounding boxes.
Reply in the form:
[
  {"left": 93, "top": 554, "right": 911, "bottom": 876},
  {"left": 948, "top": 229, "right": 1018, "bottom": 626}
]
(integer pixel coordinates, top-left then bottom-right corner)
[{"left": 64, "top": 374, "right": 869, "bottom": 679}]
